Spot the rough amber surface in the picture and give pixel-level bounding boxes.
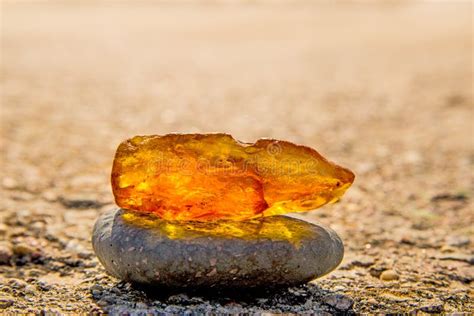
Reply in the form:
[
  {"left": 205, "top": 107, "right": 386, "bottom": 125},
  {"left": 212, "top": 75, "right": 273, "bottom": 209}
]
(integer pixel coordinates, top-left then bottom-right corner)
[{"left": 112, "top": 134, "right": 354, "bottom": 221}]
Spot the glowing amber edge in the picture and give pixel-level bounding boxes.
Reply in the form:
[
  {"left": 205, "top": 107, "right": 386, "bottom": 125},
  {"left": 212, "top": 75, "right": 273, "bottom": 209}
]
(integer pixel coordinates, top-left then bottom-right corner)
[
  {"left": 121, "top": 209, "right": 315, "bottom": 248},
  {"left": 112, "top": 133, "right": 355, "bottom": 221}
]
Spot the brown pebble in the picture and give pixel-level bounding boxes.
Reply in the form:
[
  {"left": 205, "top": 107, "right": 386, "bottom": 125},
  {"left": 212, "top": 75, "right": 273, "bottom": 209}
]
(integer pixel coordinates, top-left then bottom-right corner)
[
  {"left": 440, "top": 245, "right": 456, "bottom": 253},
  {"left": 380, "top": 270, "right": 399, "bottom": 281},
  {"left": 12, "top": 243, "right": 35, "bottom": 256},
  {"left": 0, "top": 295, "right": 14, "bottom": 308},
  {"left": 0, "top": 224, "right": 8, "bottom": 236},
  {"left": 0, "top": 243, "right": 13, "bottom": 265}
]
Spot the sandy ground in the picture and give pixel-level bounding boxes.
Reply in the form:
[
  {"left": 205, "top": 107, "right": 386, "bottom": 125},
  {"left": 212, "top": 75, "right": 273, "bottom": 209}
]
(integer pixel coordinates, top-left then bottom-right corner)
[{"left": 1, "top": 1, "right": 473, "bottom": 314}]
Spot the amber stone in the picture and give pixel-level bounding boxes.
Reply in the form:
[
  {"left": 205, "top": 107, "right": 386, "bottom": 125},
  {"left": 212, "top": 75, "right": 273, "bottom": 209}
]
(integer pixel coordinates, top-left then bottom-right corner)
[{"left": 111, "top": 134, "right": 354, "bottom": 221}]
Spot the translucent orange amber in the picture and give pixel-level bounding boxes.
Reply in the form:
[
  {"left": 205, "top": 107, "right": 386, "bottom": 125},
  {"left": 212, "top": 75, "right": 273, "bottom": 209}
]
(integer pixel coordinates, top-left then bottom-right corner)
[{"left": 112, "top": 134, "right": 354, "bottom": 221}]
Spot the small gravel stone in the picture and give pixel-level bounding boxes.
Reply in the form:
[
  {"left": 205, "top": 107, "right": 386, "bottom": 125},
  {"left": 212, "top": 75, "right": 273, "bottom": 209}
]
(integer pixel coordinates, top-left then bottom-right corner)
[
  {"left": 380, "top": 270, "right": 399, "bottom": 281},
  {"left": 332, "top": 285, "right": 346, "bottom": 292},
  {"left": 366, "top": 298, "right": 378, "bottom": 305},
  {"left": 440, "top": 245, "right": 456, "bottom": 253},
  {"left": 96, "top": 299, "right": 109, "bottom": 307},
  {"left": 12, "top": 243, "right": 35, "bottom": 256},
  {"left": 135, "top": 302, "right": 148, "bottom": 309},
  {"left": 0, "top": 243, "right": 13, "bottom": 265},
  {"left": 90, "top": 284, "right": 103, "bottom": 292},
  {"left": 445, "top": 235, "right": 470, "bottom": 247},
  {"left": 341, "top": 255, "right": 374, "bottom": 269},
  {"left": 419, "top": 303, "right": 444, "bottom": 313},
  {"left": 0, "top": 296, "right": 14, "bottom": 309},
  {"left": 59, "top": 196, "right": 104, "bottom": 209},
  {"left": 90, "top": 284, "right": 103, "bottom": 298},
  {"left": 164, "top": 305, "right": 184, "bottom": 313},
  {"left": 37, "top": 281, "right": 51, "bottom": 291},
  {"left": 323, "top": 294, "right": 354, "bottom": 311},
  {"left": 0, "top": 223, "right": 8, "bottom": 236},
  {"left": 9, "top": 279, "right": 27, "bottom": 289},
  {"left": 168, "top": 294, "right": 191, "bottom": 305},
  {"left": 439, "top": 254, "right": 474, "bottom": 265},
  {"left": 24, "top": 285, "right": 36, "bottom": 295}
]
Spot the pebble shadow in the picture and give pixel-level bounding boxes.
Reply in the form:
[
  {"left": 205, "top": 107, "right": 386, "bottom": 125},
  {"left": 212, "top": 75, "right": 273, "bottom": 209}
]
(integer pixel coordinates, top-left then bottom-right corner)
[{"left": 91, "top": 281, "right": 355, "bottom": 314}]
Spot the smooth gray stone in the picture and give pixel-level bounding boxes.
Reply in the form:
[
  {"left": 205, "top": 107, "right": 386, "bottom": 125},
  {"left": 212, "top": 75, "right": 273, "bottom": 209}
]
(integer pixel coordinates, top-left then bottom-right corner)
[{"left": 92, "top": 208, "right": 344, "bottom": 289}]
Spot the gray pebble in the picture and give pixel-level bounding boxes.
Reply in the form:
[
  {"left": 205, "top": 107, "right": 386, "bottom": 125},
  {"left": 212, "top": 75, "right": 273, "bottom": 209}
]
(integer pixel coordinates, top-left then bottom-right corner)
[
  {"left": 90, "top": 284, "right": 103, "bottom": 292},
  {"left": 135, "top": 302, "right": 148, "bottom": 309},
  {"left": 445, "top": 235, "right": 470, "bottom": 247},
  {"left": 92, "top": 208, "right": 344, "bottom": 289},
  {"left": 439, "top": 254, "right": 474, "bottom": 265},
  {"left": 8, "top": 279, "right": 27, "bottom": 289},
  {"left": 419, "top": 303, "right": 444, "bottom": 313},
  {"left": 12, "top": 243, "right": 35, "bottom": 256},
  {"left": 167, "top": 293, "right": 191, "bottom": 304},
  {"left": 37, "top": 281, "right": 51, "bottom": 291},
  {"left": 323, "top": 294, "right": 354, "bottom": 311}
]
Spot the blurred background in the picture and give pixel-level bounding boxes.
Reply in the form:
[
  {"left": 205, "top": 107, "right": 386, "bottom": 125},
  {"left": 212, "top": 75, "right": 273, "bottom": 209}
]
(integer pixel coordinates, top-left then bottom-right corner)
[{"left": 0, "top": 0, "right": 472, "bottom": 313}]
